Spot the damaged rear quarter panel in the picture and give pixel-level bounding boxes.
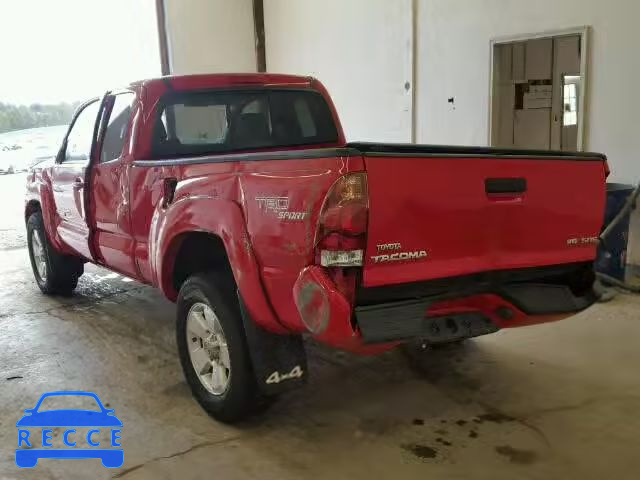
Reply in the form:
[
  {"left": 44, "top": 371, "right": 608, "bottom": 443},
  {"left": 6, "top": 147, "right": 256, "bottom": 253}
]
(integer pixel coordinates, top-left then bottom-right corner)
[
  {"left": 239, "top": 155, "right": 363, "bottom": 331},
  {"left": 132, "top": 161, "right": 285, "bottom": 333},
  {"left": 134, "top": 154, "right": 363, "bottom": 334}
]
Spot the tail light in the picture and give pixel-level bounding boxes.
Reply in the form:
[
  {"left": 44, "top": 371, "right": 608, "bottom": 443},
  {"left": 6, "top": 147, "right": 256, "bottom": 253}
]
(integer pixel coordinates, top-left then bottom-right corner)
[{"left": 316, "top": 173, "right": 368, "bottom": 267}]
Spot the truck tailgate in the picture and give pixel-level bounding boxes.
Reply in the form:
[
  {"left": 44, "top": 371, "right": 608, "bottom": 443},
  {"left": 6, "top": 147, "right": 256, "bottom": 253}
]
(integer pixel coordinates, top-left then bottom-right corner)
[{"left": 360, "top": 146, "right": 607, "bottom": 288}]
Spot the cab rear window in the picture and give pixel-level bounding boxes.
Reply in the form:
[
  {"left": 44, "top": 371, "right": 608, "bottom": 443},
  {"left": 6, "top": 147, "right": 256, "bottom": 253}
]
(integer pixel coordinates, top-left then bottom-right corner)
[{"left": 152, "top": 89, "right": 339, "bottom": 158}]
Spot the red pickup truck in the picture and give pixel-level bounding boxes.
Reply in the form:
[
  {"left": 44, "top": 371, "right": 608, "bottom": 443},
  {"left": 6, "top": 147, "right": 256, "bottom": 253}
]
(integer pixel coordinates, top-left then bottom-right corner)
[{"left": 25, "top": 73, "right": 608, "bottom": 422}]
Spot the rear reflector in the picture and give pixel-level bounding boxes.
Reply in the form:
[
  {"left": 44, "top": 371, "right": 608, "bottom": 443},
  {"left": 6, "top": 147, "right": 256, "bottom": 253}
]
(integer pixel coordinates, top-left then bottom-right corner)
[{"left": 320, "top": 249, "right": 363, "bottom": 267}]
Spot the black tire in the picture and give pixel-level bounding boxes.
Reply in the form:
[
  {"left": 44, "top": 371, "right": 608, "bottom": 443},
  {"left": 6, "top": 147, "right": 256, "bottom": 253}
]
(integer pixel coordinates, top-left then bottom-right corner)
[
  {"left": 176, "top": 273, "right": 261, "bottom": 423},
  {"left": 26, "top": 211, "right": 84, "bottom": 295}
]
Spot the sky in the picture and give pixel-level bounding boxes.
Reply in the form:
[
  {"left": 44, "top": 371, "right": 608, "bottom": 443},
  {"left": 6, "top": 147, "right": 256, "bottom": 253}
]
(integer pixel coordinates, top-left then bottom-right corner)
[{"left": 0, "top": 0, "right": 161, "bottom": 105}]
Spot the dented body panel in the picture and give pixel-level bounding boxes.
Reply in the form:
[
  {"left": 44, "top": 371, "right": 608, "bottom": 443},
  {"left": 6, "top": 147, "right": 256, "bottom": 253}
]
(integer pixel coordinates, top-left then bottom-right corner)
[{"left": 25, "top": 73, "right": 608, "bottom": 356}]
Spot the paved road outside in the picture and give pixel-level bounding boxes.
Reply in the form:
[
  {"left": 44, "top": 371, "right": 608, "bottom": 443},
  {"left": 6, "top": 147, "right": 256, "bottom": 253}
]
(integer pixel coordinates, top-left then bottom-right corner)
[{"left": 1, "top": 172, "right": 639, "bottom": 480}]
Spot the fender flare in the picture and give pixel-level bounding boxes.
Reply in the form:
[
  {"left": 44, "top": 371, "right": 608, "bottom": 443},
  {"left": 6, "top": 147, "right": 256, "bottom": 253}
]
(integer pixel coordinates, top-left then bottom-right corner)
[
  {"left": 38, "top": 184, "right": 66, "bottom": 251},
  {"left": 152, "top": 196, "right": 288, "bottom": 334},
  {"left": 26, "top": 175, "right": 67, "bottom": 253}
]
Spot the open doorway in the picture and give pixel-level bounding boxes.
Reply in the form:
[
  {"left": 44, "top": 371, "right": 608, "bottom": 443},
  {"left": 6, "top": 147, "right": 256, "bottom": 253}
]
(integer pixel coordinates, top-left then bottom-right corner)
[{"left": 490, "top": 28, "right": 588, "bottom": 151}]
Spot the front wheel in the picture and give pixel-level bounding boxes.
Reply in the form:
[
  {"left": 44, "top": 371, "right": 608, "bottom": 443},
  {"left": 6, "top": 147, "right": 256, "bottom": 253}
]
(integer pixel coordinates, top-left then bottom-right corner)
[
  {"left": 26, "top": 212, "right": 84, "bottom": 295},
  {"left": 176, "top": 273, "right": 264, "bottom": 423}
]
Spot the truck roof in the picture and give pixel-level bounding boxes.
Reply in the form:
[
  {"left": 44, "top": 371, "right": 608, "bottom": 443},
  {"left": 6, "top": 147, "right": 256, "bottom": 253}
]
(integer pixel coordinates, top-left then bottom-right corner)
[{"left": 131, "top": 73, "right": 315, "bottom": 92}]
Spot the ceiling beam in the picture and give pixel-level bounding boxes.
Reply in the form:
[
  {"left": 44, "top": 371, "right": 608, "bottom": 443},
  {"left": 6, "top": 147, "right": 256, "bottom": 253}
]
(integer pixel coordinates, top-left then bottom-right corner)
[
  {"left": 155, "top": 0, "right": 171, "bottom": 75},
  {"left": 253, "top": 0, "right": 266, "bottom": 72}
]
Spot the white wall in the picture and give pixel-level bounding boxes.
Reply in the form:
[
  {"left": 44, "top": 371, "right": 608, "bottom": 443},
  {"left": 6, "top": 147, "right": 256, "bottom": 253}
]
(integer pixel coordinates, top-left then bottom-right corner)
[
  {"left": 164, "top": 0, "right": 640, "bottom": 263},
  {"left": 164, "top": 0, "right": 256, "bottom": 74},
  {"left": 264, "top": 0, "right": 413, "bottom": 142},
  {"left": 416, "top": 0, "right": 640, "bottom": 183},
  {"left": 162, "top": 0, "right": 640, "bottom": 180}
]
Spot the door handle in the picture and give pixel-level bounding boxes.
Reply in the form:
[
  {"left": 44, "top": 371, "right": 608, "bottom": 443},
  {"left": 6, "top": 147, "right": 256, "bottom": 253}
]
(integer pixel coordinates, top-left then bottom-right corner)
[{"left": 73, "top": 177, "right": 84, "bottom": 189}]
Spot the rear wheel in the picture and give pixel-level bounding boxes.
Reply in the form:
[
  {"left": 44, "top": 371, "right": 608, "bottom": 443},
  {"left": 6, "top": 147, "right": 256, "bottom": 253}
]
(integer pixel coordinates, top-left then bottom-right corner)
[
  {"left": 26, "top": 212, "right": 84, "bottom": 295},
  {"left": 176, "top": 273, "right": 263, "bottom": 423}
]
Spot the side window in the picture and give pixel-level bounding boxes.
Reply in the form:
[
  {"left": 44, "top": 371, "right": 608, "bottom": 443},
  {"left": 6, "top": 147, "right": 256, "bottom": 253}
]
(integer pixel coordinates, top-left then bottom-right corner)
[
  {"left": 101, "top": 93, "right": 135, "bottom": 162},
  {"left": 65, "top": 101, "right": 100, "bottom": 162}
]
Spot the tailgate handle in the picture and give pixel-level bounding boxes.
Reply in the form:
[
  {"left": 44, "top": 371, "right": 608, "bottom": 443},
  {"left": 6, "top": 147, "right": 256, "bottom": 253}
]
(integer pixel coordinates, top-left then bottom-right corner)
[{"left": 485, "top": 178, "right": 527, "bottom": 195}]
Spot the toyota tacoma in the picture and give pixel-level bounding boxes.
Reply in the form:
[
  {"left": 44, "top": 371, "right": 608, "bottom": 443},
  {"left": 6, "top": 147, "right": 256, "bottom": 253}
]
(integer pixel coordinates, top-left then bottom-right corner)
[{"left": 24, "top": 73, "right": 608, "bottom": 422}]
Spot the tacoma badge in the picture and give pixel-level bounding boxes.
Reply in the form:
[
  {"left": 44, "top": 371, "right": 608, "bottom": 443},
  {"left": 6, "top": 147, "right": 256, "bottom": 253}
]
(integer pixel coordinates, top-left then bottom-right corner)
[{"left": 371, "top": 242, "right": 428, "bottom": 263}]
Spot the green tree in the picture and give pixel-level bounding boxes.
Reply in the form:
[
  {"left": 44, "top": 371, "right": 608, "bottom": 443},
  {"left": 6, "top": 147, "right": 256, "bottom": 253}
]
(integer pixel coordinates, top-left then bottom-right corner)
[{"left": 0, "top": 101, "right": 80, "bottom": 133}]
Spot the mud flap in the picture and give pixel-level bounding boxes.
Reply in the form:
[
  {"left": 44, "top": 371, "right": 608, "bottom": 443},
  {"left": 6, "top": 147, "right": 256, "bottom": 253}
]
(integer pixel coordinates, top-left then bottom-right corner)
[{"left": 237, "top": 293, "right": 307, "bottom": 395}]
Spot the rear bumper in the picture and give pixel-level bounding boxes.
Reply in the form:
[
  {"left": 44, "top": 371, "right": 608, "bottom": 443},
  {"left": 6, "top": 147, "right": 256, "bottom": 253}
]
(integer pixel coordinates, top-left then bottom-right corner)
[
  {"left": 293, "top": 263, "right": 597, "bottom": 351},
  {"left": 356, "top": 299, "right": 500, "bottom": 344},
  {"left": 355, "top": 284, "right": 596, "bottom": 344}
]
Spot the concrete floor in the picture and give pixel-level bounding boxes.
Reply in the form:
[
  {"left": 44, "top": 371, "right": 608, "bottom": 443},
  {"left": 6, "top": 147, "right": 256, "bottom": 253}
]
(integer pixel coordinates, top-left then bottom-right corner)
[{"left": 1, "top": 173, "right": 640, "bottom": 479}]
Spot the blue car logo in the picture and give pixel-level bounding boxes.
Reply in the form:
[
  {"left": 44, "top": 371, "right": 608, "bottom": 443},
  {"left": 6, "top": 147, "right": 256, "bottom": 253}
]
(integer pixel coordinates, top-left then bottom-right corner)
[{"left": 16, "top": 391, "right": 123, "bottom": 468}]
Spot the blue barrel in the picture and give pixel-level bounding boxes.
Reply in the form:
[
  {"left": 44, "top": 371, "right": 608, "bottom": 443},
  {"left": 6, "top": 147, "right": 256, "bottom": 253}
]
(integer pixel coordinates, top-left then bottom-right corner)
[{"left": 595, "top": 183, "right": 635, "bottom": 281}]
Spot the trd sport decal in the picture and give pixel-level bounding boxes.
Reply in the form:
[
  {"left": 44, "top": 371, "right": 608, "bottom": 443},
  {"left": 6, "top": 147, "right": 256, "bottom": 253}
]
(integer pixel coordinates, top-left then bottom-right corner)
[{"left": 255, "top": 196, "right": 308, "bottom": 221}]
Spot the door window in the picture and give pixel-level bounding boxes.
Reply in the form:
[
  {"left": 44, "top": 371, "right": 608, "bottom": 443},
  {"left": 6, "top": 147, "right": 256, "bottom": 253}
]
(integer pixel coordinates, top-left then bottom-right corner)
[
  {"left": 65, "top": 101, "right": 100, "bottom": 162},
  {"left": 100, "top": 92, "right": 135, "bottom": 162}
]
